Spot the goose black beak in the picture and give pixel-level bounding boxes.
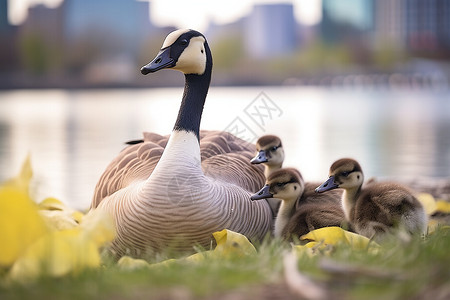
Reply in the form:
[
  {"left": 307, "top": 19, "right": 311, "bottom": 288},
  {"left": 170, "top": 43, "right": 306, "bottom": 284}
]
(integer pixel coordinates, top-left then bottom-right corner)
[
  {"left": 141, "top": 47, "right": 175, "bottom": 75},
  {"left": 315, "top": 176, "right": 339, "bottom": 193},
  {"left": 251, "top": 184, "right": 272, "bottom": 201},
  {"left": 250, "top": 150, "right": 268, "bottom": 164}
]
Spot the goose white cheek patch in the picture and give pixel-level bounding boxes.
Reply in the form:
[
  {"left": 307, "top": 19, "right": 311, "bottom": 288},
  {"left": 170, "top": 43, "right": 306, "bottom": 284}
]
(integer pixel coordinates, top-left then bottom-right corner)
[{"left": 173, "top": 37, "right": 207, "bottom": 75}]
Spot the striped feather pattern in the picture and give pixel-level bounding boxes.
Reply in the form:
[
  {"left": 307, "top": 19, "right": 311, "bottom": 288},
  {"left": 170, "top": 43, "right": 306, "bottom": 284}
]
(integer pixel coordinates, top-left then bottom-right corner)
[{"left": 92, "top": 130, "right": 272, "bottom": 256}]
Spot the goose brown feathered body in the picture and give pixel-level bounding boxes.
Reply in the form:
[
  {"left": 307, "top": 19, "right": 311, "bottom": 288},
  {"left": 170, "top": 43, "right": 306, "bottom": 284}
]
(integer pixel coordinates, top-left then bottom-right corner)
[
  {"left": 251, "top": 168, "right": 346, "bottom": 240},
  {"left": 90, "top": 30, "right": 272, "bottom": 257},
  {"left": 281, "top": 182, "right": 347, "bottom": 239},
  {"left": 316, "top": 158, "right": 427, "bottom": 240}
]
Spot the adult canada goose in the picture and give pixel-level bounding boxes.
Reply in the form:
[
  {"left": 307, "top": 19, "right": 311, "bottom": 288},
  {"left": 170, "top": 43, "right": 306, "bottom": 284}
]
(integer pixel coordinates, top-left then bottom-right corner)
[
  {"left": 91, "top": 29, "right": 272, "bottom": 257},
  {"left": 315, "top": 158, "right": 427, "bottom": 240},
  {"left": 251, "top": 135, "right": 284, "bottom": 178},
  {"left": 251, "top": 168, "right": 346, "bottom": 239}
]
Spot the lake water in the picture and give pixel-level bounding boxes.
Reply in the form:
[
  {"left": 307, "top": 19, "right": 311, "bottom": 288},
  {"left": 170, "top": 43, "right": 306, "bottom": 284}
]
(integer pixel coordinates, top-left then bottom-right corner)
[{"left": 0, "top": 87, "right": 449, "bottom": 210}]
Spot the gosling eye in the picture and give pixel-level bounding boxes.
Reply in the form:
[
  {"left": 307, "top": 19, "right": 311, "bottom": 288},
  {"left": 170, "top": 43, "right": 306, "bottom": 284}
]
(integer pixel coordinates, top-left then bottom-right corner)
[
  {"left": 180, "top": 39, "right": 188, "bottom": 46},
  {"left": 276, "top": 182, "right": 285, "bottom": 187},
  {"left": 271, "top": 146, "right": 278, "bottom": 152},
  {"left": 341, "top": 171, "right": 350, "bottom": 177}
]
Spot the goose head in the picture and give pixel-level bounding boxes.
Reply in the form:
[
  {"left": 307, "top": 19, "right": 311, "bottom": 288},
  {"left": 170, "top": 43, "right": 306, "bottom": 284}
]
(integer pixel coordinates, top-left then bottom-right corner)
[
  {"left": 315, "top": 158, "right": 364, "bottom": 193},
  {"left": 140, "top": 29, "right": 213, "bottom": 138},
  {"left": 141, "top": 29, "right": 212, "bottom": 76},
  {"left": 251, "top": 168, "right": 304, "bottom": 203},
  {"left": 251, "top": 135, "right": 284, "bottom": 167}
]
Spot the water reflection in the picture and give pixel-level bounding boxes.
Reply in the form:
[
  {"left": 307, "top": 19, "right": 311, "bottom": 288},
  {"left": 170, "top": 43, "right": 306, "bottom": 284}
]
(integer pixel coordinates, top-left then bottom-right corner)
[{"left": 0, "top": 87, "right": 449, "bottom": 210}]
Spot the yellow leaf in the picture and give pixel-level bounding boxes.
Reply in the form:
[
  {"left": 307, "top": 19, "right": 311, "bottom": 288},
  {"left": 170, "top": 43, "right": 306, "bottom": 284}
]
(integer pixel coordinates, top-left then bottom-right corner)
[
  {"left": 9, "top": 208, "right": 115, "bottom": 281},
  {"left": 9, "top": 210, "right": 116, "bottom": 281},
  {"left": 435, "top": 200, "right": 450, "bottom": 214},
  {"left": 9, "top": 229, "right": 100, "bottom": 281},
  {"left": 185, "top": 251, "right": 213, "bottom": 262},
  {"left": 39, "top": 210, "right": 79, "bottom": 231},
  {"left": 212, "top": 229, "right": 257, "bottom": 257},
  {"left": 301, "top": 227, "right": 379, "bottom": 252},
  {"left": 0, "top": 187, "right": 48, "bottom": 267},
  {"left": 117, "top": 256, "right": 151, "bottom": 271},
  {"left": 38, "top": 197, "right": 85, "bottom": 230},
  {"left": 146, "top": 229, "right": 257, "bottom": 268},
  {"left": 80, "top": 209, "right": 116, "bottom": 247},
  {"left": 4, "top": 155, "right": 33, "bottom": 193},
  {"left": 417, "top": 193, "right": 437, "bottom": 215},
  {"left": 71, "top": 211, "right": 84, "bottom": 224},
  {"left": 182, "top": 229, "right": 256, "bottom": 263},
  {"left": 38, "top": 197, "right": 67, "bottom": 211}
]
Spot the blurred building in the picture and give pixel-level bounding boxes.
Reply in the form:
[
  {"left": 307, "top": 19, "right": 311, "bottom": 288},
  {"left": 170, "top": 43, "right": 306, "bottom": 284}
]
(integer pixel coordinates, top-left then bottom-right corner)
[
  {"left": 374, "top": 0, "right": 406, "bottom": 50},
  {"left": 321, "top": 0, "right": 374, "bottom": 44},
  {"left": 20, "top": 4, "right": 65, "bottom": 45},
  {"left": 244, "top": 3, "right": 297, "bottom": 59},
  {"left": 62, "top": 0, "right": 156, "bottom": 84},
  {"left": 374, "top": 0, "right": 450, "bottom": 53},
  {"left": 1, "top": 0, "right": 449, "bottom": 88},
  {"left": 63, "top": 0, "right": 154, "bottom": 53},
  {"left": 405, "top": 0, "right": 450, "bottom": 53},
  {"left": 0, "top": 0, "right": 18, "bottom": 72},
  {"left": 0, "top": 0, "right": 8, "bottom": 31}
]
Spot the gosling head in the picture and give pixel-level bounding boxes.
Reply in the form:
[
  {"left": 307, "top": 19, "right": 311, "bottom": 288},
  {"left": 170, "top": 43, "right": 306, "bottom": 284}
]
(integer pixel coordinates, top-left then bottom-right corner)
[
  {"left": 250, "top": 135, "right": 284, "bottom": 167},
  {"left": 315, "top": 158, "right": 364, "bottom": 193},
  {"left": 251, "top": 168, "right": 304, "bottom": 203},
  {"left": 141, "top": 29, "right": 212, "bottom": 76}
]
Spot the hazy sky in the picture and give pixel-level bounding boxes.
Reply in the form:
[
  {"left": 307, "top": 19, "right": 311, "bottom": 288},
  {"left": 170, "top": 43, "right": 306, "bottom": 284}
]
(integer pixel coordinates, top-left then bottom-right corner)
[{"left": 8, "top": 0, "right": 322, "bottom": 29}]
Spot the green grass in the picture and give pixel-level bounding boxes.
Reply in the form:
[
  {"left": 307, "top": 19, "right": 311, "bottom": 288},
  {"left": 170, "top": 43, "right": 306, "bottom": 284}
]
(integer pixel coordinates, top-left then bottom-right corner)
[{"left": 1, "top": 227, "right": 450, "bottom": 300}]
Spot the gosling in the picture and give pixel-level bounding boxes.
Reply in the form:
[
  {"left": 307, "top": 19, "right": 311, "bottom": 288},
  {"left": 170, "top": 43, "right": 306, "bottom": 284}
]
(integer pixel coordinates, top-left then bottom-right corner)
[
  {"left": 252, "top": 168, "right": 346, "bottom": 240},
  {"left": 315, "top": 158, "right": 427, "bottom": 241},
  {"left": 250, "top": 135, "right": 284, "bottom": 178},
  {"left": 250, "top": 135, "right": 285, "bottom": 216}
]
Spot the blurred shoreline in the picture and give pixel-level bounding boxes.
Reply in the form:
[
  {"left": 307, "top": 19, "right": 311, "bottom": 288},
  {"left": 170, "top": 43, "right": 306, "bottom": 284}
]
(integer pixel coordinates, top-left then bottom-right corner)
[{"left": 1, "top": 61, "right": 448, "bottom": 91}]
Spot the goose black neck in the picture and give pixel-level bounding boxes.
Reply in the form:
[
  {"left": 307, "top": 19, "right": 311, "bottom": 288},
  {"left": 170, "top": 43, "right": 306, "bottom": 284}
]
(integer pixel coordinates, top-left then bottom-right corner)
[{"left": 173, "top": 53, "right": 212, "bottom": 140}]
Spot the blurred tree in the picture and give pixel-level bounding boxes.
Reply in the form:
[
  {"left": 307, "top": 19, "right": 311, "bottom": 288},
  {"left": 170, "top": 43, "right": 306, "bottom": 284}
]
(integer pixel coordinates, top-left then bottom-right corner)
[
  {"left": 373, "top": 40, "right": 408, "bottom": 70},
  {"left": 293, "top": 41, "right": 352, "bottom": 76},
  {"left": 19, "top": 33, "right": 51, "bottom": 75},
  {"left": 211, "top": 36, "right": 244, "bottom": 71}
]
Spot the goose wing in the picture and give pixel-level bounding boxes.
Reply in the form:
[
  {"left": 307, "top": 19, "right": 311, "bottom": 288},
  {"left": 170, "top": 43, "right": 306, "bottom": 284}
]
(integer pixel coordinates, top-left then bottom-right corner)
[
  {"left": 359, "top": 183, "right": 423, "bottom": 223},
  {"left": 282, "top": 202, "right": 347, "bottom": 239},
  {"left": 284, "top": 187, "right": 346, "bottom": 239},
  {"left": 91, "top": 140, "right": 165, "bottom": 208},
  {"left": 91, "top": 130, "right": 265, "bottom": 208},
  {"left": 200, "top": 131, "right": 265, "bottom": 192}
]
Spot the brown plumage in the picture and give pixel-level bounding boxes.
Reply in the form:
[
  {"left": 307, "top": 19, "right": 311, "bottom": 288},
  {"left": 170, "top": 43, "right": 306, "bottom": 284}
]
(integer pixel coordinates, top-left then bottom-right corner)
[
  {"left": 90, "top": 29, "right": 273, "bottom": 257},
  {"left": 251, "top": 168, "right": 346, "bottom": 240},
  {"left": 282, "top": 182, "right": 349, "bottom": 239},
  {"left": 92, "top": 130, "right": 265, "bottom": 208},
  {"left": 316, "top": 158, "right": 427, "bottom": 240}
]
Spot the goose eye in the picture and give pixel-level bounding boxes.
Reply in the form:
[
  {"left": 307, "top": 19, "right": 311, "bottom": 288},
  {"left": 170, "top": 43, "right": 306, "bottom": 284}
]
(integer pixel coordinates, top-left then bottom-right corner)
[
  {"left": 276, "top": 183, "right": 284, "bottom": 187},
  {"left": 180, "top": 39, "right": 188, "bottom": 46},
  {"left": 341, "top": 171, "right": 350, "bottom": 177},
  {"left": 271, "top": 146, "right": 278, "bottom": 152}
]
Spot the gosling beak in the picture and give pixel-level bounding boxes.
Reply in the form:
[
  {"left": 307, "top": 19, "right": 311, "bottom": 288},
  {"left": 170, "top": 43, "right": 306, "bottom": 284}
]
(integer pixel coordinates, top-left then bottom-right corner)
[
  {"left": 141, "top": 47, "right": 175, "bottom": 75},
  {"left": 251, "top": 184, "right": 272, "bottom": 201},
  {"left": 315, "top": 176, "right": 339, "bottom": 193},
  {"left": 250, "top": 150, "right": 268, "bottom": 164}
]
